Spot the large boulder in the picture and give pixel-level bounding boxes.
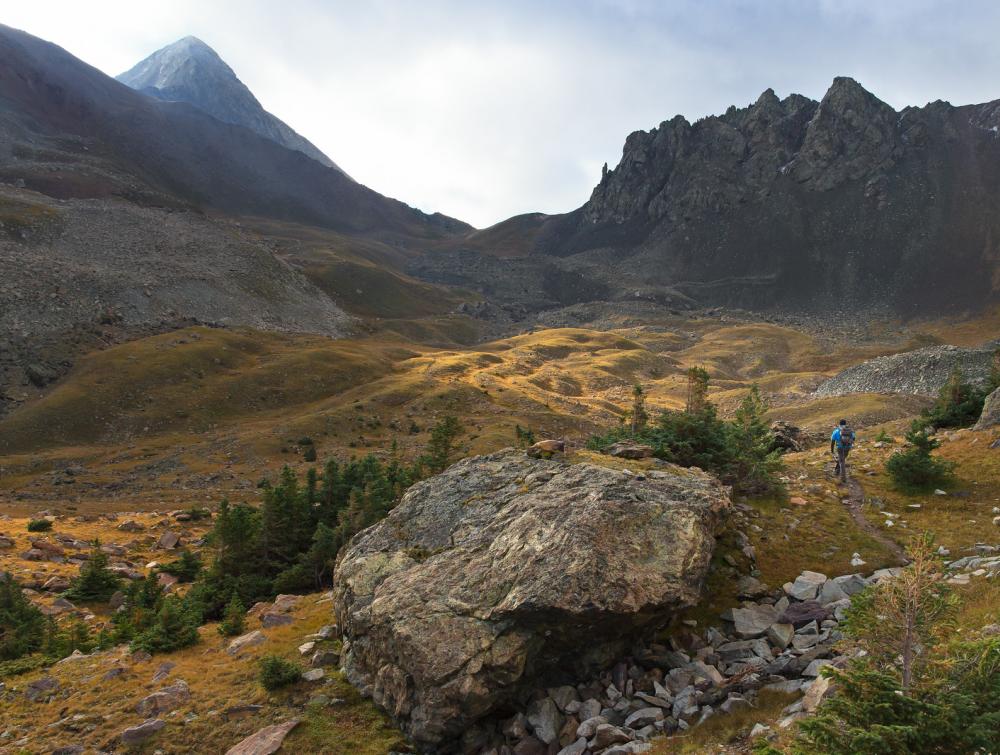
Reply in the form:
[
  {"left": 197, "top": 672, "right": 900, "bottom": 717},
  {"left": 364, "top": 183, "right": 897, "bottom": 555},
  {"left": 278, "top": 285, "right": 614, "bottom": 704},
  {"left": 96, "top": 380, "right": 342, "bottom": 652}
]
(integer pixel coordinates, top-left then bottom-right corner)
[
  {"left": 975, "top": 386, "right": 1000, "bottom": 430},
  {"left": 333, "top": 450, "right": 730, "bottom": 749}
]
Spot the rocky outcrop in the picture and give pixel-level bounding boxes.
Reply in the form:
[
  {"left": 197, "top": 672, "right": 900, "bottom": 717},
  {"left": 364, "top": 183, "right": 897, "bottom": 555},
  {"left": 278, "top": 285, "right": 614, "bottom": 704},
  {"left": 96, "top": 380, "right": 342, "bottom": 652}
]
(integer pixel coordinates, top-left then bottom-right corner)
[
  {"left": 416, "top": 78, "right": 1000, "bottom": 318},
  {"left": 333, "top": 450, "right": 731, "bottom": 749},
  {"left": 816, "top": 343, "right": 1000, "bottom": 398},
  {"left": 975, "top": 386, "right": 1000, "bottom": 430}
]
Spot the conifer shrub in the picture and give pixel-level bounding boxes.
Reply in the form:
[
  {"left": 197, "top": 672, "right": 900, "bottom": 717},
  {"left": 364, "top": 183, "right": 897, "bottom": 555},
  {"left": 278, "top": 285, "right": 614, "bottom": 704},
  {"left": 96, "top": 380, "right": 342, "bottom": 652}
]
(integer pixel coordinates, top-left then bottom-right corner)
[
  {"left": 421, "top": 416, "right": 462, "bottom": 473},
  {"left": 0, "top": 574, "right": 45, "bottom": 660},
  {"left": 26, "top": 519, "right": 52, "bottom": 532},
  {"left": 780, "top": 536, "right": 1000, "bottom": 754},
  {"left": 885, "top": 422, "right": 956, "bottom": 493},
  {"left": 217, "top": 594, "right": 245, "bottom": 637},
  {"left": 588, "top": 381, "right": 782, "bottom": 495},
  {"left": 922, "top": 367, "right": 990, "bottom": 429},
  {"left": 259, "top": 655, "right": 302, "bottom": 691},
  {"left": 64, "top": 547, "right": 123, "bottom": 602},
  {"left": 160, "top": 549, "right": 202, "bottom": 583},
  {"left": 132, "top": 596, "right": 200, "bottom": 654},
  {"left": 514, "top": 424, "right": 536, "bottom": 447}
]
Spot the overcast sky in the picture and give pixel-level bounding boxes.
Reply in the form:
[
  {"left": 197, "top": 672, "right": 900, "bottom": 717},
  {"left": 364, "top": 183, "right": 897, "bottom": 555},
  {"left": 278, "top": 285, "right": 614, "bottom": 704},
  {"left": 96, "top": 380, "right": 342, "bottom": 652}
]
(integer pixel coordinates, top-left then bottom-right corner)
[{"left": 7, "top": 1, "right": 1000, "bottom": 227}]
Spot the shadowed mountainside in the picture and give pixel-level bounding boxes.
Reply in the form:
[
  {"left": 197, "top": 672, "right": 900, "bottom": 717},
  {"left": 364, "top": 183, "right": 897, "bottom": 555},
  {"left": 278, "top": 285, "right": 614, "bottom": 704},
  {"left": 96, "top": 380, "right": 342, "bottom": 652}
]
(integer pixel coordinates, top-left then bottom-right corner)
[
  {"left": 0, "top": 25, "right": 469, "bottom": 238},
  {"left": 422, "top": 78, "right": 1000, "bottom": 318}
]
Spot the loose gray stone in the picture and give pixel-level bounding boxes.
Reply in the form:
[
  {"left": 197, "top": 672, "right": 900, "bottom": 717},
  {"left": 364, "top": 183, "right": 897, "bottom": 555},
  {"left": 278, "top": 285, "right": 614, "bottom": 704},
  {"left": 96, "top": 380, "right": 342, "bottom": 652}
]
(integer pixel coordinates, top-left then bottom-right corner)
[
  {"left": 527, "top": 697, "right": 562, "bottom": 745},
  {"left": 732, "top": 603, "right": 780, "bottom": 638},
  {"left": 766, "top": 622, "right": 795, "bottom": 650},
  {"left": 120, "top": 718, "right": 165, "bottom": 745},
  {"left": 624, "top": 707, "right": 663, "bottom": 728},
  {"left": 785, "top": 571, "right": 827, "bottom": 601}
]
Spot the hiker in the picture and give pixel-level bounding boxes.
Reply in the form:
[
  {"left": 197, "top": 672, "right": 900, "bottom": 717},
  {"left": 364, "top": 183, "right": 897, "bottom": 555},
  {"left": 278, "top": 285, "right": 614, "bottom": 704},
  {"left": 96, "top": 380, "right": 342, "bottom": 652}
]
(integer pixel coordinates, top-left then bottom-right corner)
[{"left": 830, "top": 418, "right": 855, "bottom": 482}]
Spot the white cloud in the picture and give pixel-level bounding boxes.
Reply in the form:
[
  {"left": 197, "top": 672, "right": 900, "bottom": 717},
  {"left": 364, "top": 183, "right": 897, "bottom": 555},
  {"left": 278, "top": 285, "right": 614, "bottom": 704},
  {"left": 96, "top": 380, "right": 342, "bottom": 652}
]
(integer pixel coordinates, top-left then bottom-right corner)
[{"left": 5, "top": 1, "right": 1000, "bottom": 227}]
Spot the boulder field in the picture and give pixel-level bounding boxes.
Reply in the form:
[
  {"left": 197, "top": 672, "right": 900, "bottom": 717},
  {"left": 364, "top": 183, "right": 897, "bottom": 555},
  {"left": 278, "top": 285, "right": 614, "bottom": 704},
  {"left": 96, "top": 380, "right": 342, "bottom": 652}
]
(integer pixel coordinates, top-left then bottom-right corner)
[{"left": 333, "top": 450, "right": 731, "bottom": 748}]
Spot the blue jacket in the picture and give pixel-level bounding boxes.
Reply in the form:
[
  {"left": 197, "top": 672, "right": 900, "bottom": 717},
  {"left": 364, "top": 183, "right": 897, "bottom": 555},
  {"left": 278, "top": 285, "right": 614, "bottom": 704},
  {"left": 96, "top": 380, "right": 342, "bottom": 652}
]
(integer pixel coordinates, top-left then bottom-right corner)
[{"left": 831, "top": 427, "right": 855, "bottom": 449}]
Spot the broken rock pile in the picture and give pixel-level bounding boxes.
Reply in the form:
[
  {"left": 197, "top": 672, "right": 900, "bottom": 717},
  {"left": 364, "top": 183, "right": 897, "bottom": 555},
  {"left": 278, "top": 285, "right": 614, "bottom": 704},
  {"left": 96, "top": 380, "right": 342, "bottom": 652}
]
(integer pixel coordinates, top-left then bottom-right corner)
[{"left": 482, "top": 567, "right": 901, "bottom": 755}]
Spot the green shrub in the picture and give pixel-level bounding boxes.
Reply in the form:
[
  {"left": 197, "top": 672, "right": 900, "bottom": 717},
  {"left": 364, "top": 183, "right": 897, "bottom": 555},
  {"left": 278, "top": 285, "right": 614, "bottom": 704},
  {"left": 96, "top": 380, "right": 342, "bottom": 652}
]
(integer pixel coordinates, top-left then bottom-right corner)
[
  {"left": 303, "top": 445, "right": 317, "bottom": 462},
  {"left": 64, "top": 548, "right": 122, "bottom": 602},
  {"left": 0, "top": 574, "right": 45, "bottom": 660},
  {"left": 41, "top": 617, "right": 96, "bottom": 659},
  {"left": 514, "top": 424, "right": 536, "bottom": 447},
  {"left": 789, "top": 536, "right": 1000, "bottom": 754},
  {"left": 183, "top": 507, "right": 212, "bottom": 521},
  {"left": 258, "top": 655, "right": 302, "bottom": 690},
  {"left": 217, "top": 594, "right": 245, "bottom": 637},
  {"left": 886, "top": 423, "right": 956, "bottom": 493},
  {"left": 589, "top": 383, "right": 782, "bottom": 495},
  {"left": 922, "top": 367, "right": 990, "bottom": 429},
  {"left": 421, "top": 416, "right": 462, "bottom": 473},
  {"left": 160, "top": 549, "right": 202, "bottom": 583},
  {"left": 0, "top": 654, "right": 49, "bottom": 678},
  {"left": 132, "top": 596, "right": 200, "bottom": 654},
  {"left": 26, "top": 519, "right": 52, "bottom": 532}
]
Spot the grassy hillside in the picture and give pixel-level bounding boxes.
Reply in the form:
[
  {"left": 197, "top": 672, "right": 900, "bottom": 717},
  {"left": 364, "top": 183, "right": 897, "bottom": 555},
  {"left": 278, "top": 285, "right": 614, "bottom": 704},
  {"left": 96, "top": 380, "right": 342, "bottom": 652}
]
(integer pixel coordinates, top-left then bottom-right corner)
[{"left": 0, "top": 319, "right": 954, "bottom": 512}]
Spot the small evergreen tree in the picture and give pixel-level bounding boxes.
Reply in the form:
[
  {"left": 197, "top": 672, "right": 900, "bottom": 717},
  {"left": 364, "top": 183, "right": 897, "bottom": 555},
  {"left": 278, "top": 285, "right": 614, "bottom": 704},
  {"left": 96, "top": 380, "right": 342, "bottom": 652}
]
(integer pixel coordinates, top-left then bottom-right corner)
[
  {"left": 0, "top": 574, "right": 46, "bottom": 660},
  {"left": 160, "top": 549, "right": 202, "bottom": 583},
  {"left": 303, "top": 445, "right": 317, "bottom": 462},
  {"left": 64, "top": 547, "right": 123, "bottom": 602},
  {"left": 132, "top": 596, "right": 200, "bottom": 654},
  {"left": 922, "top": 367, "right": 989, "bottom": 428},
  {"left": 514, "top": 424, "right": 536, "bottom": 447},
  {"left": 841, "top": 535, "right": 955, "bottom": 692},
  {"left": 258, "top": 655, "right": 302, "bottom": 690},
  {"left": 727, "top": 385, "right": 783, "bottom": 494},
  {"left": 685, "top": 367, "right": 710, "bottom": 414},
  {"left": 790, "top": 535, "right": 1000, "bottom": 754},
  {"left": 423, "top": 416, "right": 461, "bottom": 473},
  {"left": 629, "top": 384, "right": 649, "bottom": 435},
  {"left": 217, "top": 594, "right": 245, "bottom": 637},
  {"left": 886, "top": 422, "right": 956, "bottom": 493}
]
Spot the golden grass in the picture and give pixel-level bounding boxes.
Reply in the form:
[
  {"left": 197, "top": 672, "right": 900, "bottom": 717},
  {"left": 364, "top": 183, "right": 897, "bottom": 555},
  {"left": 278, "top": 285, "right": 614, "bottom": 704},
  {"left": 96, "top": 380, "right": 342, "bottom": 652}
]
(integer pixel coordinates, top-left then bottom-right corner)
[
  {"left": 1, "top": 592, "right": 404, "bottom": 755},
  {"left": 0, "top": 316, "right": 973, "bottom": 517},
  {"left": 651, "top": 689, "right": 799, "bottom": 753},
  {"left": 850, "top": 429, "right": 1000, "bottom": 553}
]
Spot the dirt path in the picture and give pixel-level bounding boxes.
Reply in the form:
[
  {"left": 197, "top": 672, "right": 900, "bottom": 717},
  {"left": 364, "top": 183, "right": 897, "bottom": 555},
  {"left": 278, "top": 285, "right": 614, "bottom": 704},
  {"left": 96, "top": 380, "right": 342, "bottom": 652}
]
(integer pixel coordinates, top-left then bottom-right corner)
[{"left": 842, "top": 473, "right": 909, "bottom": 565}]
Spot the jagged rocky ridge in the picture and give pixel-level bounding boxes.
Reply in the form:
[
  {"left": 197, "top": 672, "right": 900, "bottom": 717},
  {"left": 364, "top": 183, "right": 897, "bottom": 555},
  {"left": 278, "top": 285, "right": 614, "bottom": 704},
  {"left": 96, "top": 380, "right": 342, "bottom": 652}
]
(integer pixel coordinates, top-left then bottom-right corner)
[
  {"left": 117, "top": 36, "right": 348, "bottom": 176},
  {"left": 416, "top": 78, "right": 1000, "bottom": 318}
]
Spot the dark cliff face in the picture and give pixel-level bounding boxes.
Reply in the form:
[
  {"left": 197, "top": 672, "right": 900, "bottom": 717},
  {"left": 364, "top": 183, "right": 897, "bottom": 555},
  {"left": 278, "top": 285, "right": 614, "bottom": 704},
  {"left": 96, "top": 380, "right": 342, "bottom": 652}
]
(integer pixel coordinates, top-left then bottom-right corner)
[
  {"left": 117, "top": 37, "right": 348, "bottom": 176},
  {"left": 530, "top": 77, "right": 1000, "bottom": 315}
]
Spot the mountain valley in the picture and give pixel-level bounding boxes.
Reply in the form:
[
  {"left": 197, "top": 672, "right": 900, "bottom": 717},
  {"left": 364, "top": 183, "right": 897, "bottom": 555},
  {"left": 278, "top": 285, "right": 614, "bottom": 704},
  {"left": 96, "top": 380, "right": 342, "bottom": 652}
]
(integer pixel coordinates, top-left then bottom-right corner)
[{"left": 0, "top": 20, "right": 999, "bottom": 755}]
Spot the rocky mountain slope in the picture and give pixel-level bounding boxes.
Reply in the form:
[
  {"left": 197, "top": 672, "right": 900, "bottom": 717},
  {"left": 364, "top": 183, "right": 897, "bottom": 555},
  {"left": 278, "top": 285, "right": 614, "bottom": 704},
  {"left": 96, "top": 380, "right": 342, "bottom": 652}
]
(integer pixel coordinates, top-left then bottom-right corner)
[
  {"left": 0, "top": 186, "right": 352, "bottom": 416},
  {"left": 419, "top": 78, "right": 1000, "bottom": 318},
  {"left": 0, "top": 25, "right": 468, "bottom": 238},
  {"left": 0, "top": 24, "right": 471, "bottom": 414},
  {"left": 117, "top": 36, "right": 348, "bottom": 176}
]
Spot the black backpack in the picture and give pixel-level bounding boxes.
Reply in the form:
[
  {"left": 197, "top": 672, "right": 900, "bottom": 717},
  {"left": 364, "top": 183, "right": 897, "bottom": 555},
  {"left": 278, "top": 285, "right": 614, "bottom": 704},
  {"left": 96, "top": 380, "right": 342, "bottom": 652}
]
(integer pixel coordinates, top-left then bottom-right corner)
[{"left": 838, "top": 426, "right": 854, "bottom": 449}]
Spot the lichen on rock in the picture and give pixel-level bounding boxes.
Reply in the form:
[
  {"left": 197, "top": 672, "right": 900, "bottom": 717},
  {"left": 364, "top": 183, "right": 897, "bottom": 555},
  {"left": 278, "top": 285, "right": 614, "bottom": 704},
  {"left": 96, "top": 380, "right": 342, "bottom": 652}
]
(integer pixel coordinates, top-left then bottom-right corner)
[{"left": 333, "top": 449, "right": 731, "bottom": 748}]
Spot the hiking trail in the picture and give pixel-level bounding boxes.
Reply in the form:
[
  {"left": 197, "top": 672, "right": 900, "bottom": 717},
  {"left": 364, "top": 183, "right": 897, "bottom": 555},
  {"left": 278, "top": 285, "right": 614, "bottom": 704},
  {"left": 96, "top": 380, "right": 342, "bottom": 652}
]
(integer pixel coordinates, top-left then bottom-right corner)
[{"left": 842, "top": 473, "right": 909, "bottom": 565}]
